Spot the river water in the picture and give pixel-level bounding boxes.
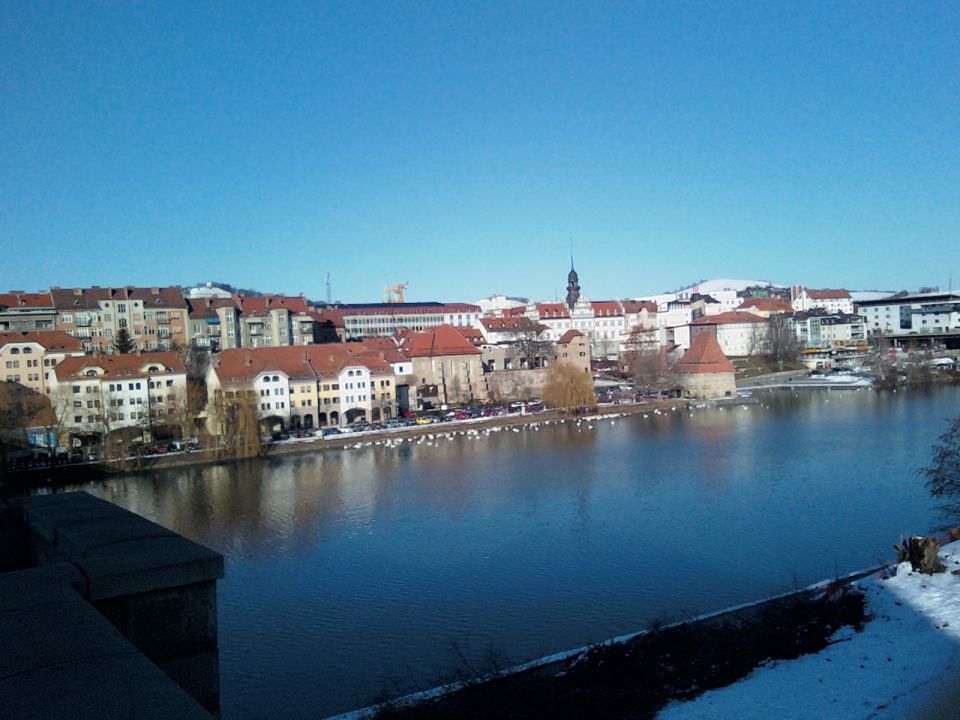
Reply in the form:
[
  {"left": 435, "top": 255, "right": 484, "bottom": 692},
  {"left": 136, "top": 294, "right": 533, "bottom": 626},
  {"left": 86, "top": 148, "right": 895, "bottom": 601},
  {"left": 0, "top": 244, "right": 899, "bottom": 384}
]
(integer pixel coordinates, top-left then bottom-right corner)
[{"left": 60, "top": 386, "right": 959, "bottom": 718}]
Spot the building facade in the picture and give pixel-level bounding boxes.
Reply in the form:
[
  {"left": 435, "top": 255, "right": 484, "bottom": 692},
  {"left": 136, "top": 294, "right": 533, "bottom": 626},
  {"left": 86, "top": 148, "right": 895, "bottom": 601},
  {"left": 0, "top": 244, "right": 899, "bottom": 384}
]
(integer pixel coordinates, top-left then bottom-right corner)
[
  {"left": 0, "top": 331, "right": 85, "bottom": 396},
  {"left": 51, "top": 287, "right": 189, "bottom": 352},
  {"left": 857, "top": 292, "right": 960, "bottom": 343},
  {"left": 50, "top": 352, "right": 188, "bottom": 440}
]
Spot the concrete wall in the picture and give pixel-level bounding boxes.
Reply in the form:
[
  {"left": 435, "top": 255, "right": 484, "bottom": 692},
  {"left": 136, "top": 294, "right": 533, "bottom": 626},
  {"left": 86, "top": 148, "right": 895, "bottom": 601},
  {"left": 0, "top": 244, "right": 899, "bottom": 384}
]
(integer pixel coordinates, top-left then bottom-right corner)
[
  {"left": 486, "top": 369, "right": 548, "bottom": 401},
  {"left": 0, "top": 492, "right": 224, "bottom": 717}
]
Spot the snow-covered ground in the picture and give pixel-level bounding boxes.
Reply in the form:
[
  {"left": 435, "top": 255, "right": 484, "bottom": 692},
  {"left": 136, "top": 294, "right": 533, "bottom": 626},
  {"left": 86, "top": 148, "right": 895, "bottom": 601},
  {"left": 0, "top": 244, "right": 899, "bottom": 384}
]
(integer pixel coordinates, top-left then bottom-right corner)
[{"left": 658, "top": 541, "right": 960, "bottom": 720}]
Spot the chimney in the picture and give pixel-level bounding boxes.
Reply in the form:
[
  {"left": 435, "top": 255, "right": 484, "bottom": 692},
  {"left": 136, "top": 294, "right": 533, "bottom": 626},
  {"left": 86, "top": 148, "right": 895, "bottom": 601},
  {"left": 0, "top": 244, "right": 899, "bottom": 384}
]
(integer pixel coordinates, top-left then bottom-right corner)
[
  {"left": 73, "top": 288, "right": 83, "bottom": 296},
  {"left": 151, "top": 287, "right": 160, "bottom": 295}
]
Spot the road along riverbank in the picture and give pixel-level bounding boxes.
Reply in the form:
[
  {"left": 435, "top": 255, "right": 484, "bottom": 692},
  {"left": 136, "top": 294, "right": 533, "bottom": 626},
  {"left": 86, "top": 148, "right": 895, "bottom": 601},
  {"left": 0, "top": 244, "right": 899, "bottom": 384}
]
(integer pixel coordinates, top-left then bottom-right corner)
[{"left": 1, "top": 398, "right": 688, "bottom": 493}]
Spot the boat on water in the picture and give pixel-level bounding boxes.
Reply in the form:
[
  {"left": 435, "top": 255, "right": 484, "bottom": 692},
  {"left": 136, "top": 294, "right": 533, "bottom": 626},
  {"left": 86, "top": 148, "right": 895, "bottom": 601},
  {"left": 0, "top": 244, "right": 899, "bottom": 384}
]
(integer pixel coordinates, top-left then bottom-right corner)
[{"left": 790, "top": 371, "right": 874, "bottom": 388}]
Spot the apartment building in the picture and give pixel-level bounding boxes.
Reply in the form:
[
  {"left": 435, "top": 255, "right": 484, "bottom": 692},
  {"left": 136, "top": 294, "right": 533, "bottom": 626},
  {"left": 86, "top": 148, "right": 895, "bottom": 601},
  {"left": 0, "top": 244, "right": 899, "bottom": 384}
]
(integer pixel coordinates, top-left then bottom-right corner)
[
  {"left": 188, "top": 294, "right": 323, "bottom": 351},
  {"left": 689, "top": 311, "right": 770, "bottom": 357},
  {"left": 791, "top": 312, "right": 868, "bottom": 350},
  {"left": 857, "top": 292, "right": 960, "bottom": 342},
  {"left": 790, "top": 287, "right": 854, "bottom": 315},
  {"left": 206, "top": 344, "right": 398, "bottom": 432},
  {"left": 49, "top": 352, "right": 188, "bottom": 439},
  {"left": 51, "top": 286, "right": 189, "bottom": 352},
  {"left": 0, "top": 331, "right": 85, "bottom": 395},
  {"left": 338, "top": 302, "right": 482, "bottom": 340},
  {"left": 0, "top": 292, "right": 56, "bottom": 332}
]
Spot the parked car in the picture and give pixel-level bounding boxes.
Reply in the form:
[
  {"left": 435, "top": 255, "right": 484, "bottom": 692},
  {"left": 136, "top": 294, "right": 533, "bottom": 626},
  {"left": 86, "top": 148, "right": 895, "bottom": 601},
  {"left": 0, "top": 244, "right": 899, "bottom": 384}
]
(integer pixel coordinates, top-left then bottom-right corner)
[
  {"left": 271, "top": 432, "right": 291, "bottom": 442},
  {"left": 295, "top": 429, "right": 312, "bottom": 438},
  {"left": 322, "top": 428, "right": 342, "bottom": 438},
  {"left": 415, "top": 417, "right": 436, "bottom": 425}
]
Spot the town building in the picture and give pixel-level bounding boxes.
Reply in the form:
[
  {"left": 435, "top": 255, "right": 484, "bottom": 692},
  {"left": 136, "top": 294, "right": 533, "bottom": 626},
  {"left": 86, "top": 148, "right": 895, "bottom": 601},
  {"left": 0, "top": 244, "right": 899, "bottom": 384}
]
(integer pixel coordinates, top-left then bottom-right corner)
[
  {"left": 187, "top": 294, "right": 326, "bottom": 351},
  {"left": 790, "top": 287, "right": 854, "bottom": 314},
  {"left": 512, "top": 263, "right": 626, "bottom": 359},
  {"left": 474, "top": 295, "right": 530, "bottom": 316},
  {"left": 689, "top": 311, "right": 770, "bottom": 357},
  {"left": 0, "top": 331, "right": 85, "bottom": 396},
  {"left": 555, "top": 329, "right": 591, "bottom": 375},
  {"left": 737, "top": 297, "right": 794, "bottom": 318},
  {"left": 675, "top": 332, "right": 737, "bottom": 399},
  {"left": 338, "top": 302, "right": 482, "bottom": 340},
  {"left": 399, "top": 324, "right": 485, "bottom": 406},
  {"left": 51, "top": 286, "right": 189, "bottom": 352},
  {"left": 206, "top": 344, "right": 398, "bottom": 431},
  {"left": 791, "top": 312, "right": 868, "bottom": 351},
  {"left": 856, "top": 291, "right": 960, "bottom": 347},
  {"left": 0, "top": 292, "right": 56, "bottom": 332},
  {"left": 49, "top": 352, "right": 188, "bottom": 441}
]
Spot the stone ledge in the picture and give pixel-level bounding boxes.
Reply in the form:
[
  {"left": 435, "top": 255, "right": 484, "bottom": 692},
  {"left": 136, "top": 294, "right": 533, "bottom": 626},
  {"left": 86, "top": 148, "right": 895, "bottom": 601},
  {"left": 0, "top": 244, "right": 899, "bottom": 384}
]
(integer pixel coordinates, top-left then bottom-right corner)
[
  {"left": 56, "top": 515, "right": 177, "bottom": 559},
  {"left": 0, "top": 653, "right": 214, "bottom": 720},
  {"left": 75, "top": 536, "right": 224, "bottom": 601},
  {"left": 0, "top": 562, "right": 86, "bottom": 612}
]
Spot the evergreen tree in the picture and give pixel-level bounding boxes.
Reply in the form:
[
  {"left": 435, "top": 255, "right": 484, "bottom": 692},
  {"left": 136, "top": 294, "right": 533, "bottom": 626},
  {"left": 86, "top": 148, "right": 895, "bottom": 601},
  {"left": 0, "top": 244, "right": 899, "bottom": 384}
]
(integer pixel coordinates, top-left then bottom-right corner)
[{"left": 112, "top": 328, "right": 136, "bottom": 354}]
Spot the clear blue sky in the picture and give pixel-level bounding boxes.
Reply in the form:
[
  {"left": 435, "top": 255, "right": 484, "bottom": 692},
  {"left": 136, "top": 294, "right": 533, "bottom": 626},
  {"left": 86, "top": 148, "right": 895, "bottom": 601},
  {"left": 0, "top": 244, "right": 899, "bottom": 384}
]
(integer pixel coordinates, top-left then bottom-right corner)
[{"left": 2, "top": 2, "right": 958, "bottom": 303}]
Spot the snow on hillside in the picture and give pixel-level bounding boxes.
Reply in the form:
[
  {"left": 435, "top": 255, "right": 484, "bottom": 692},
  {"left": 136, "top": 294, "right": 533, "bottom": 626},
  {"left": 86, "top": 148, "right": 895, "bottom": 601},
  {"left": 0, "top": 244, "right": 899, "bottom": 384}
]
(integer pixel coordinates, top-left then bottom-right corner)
[{"left": 658, "top": 541, "right": 960, "bottom": 720}]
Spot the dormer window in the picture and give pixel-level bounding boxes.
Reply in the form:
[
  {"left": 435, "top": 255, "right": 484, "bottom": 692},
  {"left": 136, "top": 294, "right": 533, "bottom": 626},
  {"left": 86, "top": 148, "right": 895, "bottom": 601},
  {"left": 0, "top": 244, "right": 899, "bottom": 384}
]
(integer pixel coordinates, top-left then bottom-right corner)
[{"left": 148, "top": 366, "right": 159, "bottom": 373}]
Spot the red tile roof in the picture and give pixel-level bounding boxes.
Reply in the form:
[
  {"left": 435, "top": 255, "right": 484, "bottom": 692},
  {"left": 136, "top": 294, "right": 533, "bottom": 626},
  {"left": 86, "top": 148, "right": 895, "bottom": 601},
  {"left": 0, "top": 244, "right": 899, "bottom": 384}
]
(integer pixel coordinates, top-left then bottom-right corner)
[
  {"left": 737, "top": 297, "right": 793, "bottom": 314},
  {"left": 0, "top": 330, "right": 83, "bottom": 351},
  {"left": 622, "top": 300, "right": 657, "bottom": 314},
  {"left": 691, "top": 311, "right": 768, "bottom": 326},
  {"left": 676, "top": 333, "right": 735, "bottom": 374},
  {"left": 50, "top": 286, "right": 186, "bottom": 311},
  {"left": 339, "top": 303, "right": 480, "bottom": 317},
  {"left": 535, "top": 303, "right": 570, "bottom": 318},
  {"left": 403, "top": 325, "right": 481, "bottom": 357},
  {"left": 502, "top": 306, "right": 528, "bottom": 318},
  {"left": 557, "top": 329, "right": 585, "bottom": 344},
  {"left": 212, "top": 343, "right": 394, "bottom": 384},
  {"left": 590, "top": 301, "right": 622, "bottom": 316},
  {"left": 455, "top": 326, "right": 486, "bottom": 347},
  {"left": 55, "top": 352, "right": 186, "bottom": 381},
  {"left": 479, "top": 316, "right": 545, "bottom": 333},
  {"left": 236, "top": 294, "right": 311, "bottom": 316},
  {"left": 806, "top": 289, "right": 851, "bottom": 300},
  {"left": 0, "top": 292, "right": 54, "bottom": 309}
]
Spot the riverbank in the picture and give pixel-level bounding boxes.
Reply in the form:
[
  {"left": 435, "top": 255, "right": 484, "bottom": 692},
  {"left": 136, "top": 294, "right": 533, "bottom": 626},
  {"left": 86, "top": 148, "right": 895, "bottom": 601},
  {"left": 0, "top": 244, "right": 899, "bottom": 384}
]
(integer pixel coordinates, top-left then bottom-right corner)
[
  {"left": 330, "top": 569, "right": 875, "bottom": 720},
  {"left": 0, "top": 398, "right": 688, "bottom": 493},
  {"left": 332, "top": 535, "right": 960, "bottom": 720}
]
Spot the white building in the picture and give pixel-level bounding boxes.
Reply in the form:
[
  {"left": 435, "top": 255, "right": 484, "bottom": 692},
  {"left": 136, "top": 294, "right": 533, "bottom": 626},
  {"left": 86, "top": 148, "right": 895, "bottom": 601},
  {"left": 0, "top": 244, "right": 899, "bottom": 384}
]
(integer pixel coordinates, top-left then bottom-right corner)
[
  {"left": 791, "top": 312, "right": 867, "bottom": 350},
  {"left": 689, "top": 311, "right": 770, "bottom": 357},
  {"left": 50, "top": 352, "right": 188, "bottom": 438},
  {"left": 790, "top": 287, "right": 854, "bottom": 315},
  {"left": 857, "top": 292, "right": 960, "bottom": 340},
  {"left": 474, "top": 295, "right": 530, "bottom": 316}
]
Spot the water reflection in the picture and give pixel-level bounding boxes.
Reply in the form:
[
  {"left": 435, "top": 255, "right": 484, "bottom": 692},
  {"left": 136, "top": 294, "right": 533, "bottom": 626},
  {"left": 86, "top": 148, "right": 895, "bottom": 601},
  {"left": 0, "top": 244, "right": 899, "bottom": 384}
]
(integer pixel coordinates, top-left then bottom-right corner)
[{"left": 63, "top": 387, "right": 960, "bottom": 719}]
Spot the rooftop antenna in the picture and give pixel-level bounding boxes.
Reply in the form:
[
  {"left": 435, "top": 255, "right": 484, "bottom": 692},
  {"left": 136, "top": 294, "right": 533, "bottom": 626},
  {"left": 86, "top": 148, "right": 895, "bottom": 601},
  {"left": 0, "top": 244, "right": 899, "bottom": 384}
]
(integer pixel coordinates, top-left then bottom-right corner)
[
  {"left": 570, "top": 238, "right": 574, "bottom": 270},
  {"left": 326, "top": 273, "right": 332, "bottom": 304}
]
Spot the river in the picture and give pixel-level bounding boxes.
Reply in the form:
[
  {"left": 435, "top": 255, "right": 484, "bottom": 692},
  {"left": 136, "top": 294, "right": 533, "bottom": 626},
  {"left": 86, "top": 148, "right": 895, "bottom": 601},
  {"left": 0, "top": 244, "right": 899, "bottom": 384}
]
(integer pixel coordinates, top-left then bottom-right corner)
[{"left": 58, "top": 386, "right": 959, "bottom": 718}]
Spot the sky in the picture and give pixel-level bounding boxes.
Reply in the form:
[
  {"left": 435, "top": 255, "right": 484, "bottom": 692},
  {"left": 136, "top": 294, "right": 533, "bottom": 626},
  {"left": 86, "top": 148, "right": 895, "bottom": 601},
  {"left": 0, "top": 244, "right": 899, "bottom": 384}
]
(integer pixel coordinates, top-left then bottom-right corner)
[{"left": 2, "top": 1, "right": 958, "bottom": 303}]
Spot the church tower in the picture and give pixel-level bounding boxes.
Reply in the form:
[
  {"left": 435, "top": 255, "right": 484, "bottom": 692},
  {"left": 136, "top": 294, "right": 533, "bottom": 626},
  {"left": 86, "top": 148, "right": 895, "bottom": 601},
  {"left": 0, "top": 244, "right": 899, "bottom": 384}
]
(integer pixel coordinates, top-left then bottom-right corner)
[{"left": 565, "top": 254, "right": 580, "bottom": 311}]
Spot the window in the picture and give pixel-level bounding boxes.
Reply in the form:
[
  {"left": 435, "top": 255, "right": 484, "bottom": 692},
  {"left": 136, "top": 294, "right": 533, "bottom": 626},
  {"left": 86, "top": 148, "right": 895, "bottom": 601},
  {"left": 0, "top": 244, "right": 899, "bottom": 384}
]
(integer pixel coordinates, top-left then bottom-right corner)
[
  {"left": 73, "top": 385, "right": 81, "bottom": 394},
  {"left": 117, "top": 303, "right": 127, "bottom": 313},
  {"left": 165, "top": 379, "right": 173, "bottom": 387}
]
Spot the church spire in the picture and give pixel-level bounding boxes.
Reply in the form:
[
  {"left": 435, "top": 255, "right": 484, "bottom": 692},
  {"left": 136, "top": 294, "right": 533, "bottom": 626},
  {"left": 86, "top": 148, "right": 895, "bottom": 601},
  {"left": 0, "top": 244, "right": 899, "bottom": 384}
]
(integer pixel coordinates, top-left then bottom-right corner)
[{"left": 565, "top": 246, "right": 580, "bottom": 311}]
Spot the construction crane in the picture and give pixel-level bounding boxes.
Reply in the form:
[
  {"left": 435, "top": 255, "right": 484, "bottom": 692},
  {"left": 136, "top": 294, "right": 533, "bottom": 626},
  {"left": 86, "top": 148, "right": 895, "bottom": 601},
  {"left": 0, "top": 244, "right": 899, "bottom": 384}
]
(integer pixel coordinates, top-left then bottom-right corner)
[{"left": 384, "top": 281, "right": 408, "bottom": 304}]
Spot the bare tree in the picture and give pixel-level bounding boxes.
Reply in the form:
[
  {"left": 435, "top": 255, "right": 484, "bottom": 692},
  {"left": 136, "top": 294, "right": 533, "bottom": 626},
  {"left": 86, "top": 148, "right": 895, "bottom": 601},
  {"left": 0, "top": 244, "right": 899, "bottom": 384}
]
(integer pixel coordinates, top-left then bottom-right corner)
[
  {"left": 765, "top": 315, "right": 801, "bottom": 369},
  {"left": 542, "top": 362, "right": 596, "bottom": 412},
  {"left": 624, "top": 348, "right": 678, "bottom": 394},
  {"left": 921, "top": 416, "right": 960, "bottom": 521}
]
